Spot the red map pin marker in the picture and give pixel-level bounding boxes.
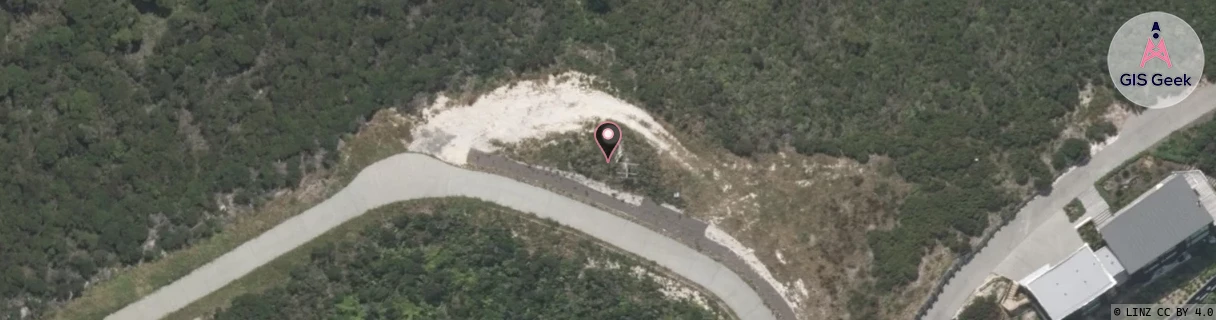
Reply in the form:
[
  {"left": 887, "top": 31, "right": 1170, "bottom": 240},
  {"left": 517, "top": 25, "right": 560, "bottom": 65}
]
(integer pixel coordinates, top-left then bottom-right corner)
[{"left": 594, "top": 121, "right": 622, "bottom": 163}]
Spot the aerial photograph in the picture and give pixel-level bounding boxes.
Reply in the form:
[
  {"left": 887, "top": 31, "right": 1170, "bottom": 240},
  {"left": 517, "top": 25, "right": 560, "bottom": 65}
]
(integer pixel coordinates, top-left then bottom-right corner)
[{"left": 0, "top": 1, "right": 1215, "bottom": 320}]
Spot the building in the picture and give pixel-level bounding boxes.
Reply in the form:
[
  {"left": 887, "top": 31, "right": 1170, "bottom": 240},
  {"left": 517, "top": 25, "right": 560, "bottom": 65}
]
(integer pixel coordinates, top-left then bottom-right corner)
[
  {"left": 1018, "top": 246, "right": 1118, "bottom": 320},
  {"left": 1017, "top": 171, "right": 1216, "bottom": 319},
  {"left": 1099, "top": 171, "right": 1216, "bottom": 280}
]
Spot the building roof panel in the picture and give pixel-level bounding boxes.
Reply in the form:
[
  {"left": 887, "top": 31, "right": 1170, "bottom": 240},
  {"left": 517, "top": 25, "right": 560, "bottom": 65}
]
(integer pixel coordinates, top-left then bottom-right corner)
[
  {"left": 1099, "top": 173, "right": 1214, "bottom": 274},
  {"left": 1019, "top": 246, "right": 1116, "bottom": 320}
]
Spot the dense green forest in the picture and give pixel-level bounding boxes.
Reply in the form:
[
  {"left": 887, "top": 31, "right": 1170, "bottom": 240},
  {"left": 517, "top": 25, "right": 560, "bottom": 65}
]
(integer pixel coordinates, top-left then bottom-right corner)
[
  {"left": 209, "top": 200, "right": 718, "bottom": 320},
  {"left": 2, "top": 0, "right": 1216, "bottom": 317},
  {"left": 0, "top": 0, "right": 567, "bottom": 316}
]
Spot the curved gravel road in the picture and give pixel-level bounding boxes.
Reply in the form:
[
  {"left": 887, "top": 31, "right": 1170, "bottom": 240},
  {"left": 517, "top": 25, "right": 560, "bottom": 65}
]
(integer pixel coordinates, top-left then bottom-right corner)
[
  {"left": 924, "top": 86, "right": 1216, "bottom": 320},
  {"left": 106, "top": 153, "right": 779, "bottom": 320}
]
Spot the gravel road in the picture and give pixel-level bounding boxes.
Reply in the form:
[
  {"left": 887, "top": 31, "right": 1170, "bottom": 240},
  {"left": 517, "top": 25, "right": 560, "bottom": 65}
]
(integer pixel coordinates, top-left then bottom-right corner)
[{"left": 107, "top": 152, "right": 784, "bottom": 320}]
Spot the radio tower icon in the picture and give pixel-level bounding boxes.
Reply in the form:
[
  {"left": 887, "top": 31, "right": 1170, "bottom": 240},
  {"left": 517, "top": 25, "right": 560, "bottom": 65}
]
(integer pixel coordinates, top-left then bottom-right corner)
[{"left": 1140, "top": 21, "right": 1173, "bottom": 68}]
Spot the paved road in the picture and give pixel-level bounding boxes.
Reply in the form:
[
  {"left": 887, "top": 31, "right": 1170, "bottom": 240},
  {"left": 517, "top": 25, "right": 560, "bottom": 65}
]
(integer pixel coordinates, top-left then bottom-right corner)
[
  {"left": 924, "top": 86, "right": 1216, "bottom": 320},
  {"left": 107, "top": 153, "right": 782, "bottom": 320},
  {"left": 467, "top": 151, "right": 797, "bottom": 320}
]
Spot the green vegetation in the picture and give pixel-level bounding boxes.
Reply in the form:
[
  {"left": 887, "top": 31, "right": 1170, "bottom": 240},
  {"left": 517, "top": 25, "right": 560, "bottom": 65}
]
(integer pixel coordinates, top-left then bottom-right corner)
[
  {"left": 868, "top": 183, "right": 1013, "bottom": 290},
  {"left": 1098, "top": 156, "right": 1190, "bottom": 212},
  {"left": 1078, "top": 221, "right": 1106, "bottom": 250},
  {"left": 1154, "top": 117, "right": 1216, "bottom": 174},
  {"left": 1052, "top": 138, "right": 1092, "bottom": 170},
  {"left": 49, "top": 111, "right": 412, "bottom": 320},
  {"left": 501, "top": 124, "right": 685, "bottom": 206},
  {"left": 1065, "top": 198, "right": 1086, "bottom": 223},
  {"left": 958, "top": 295, "right": 1003, "bottom": 320},
  {"left": 0, "top": 0, "right": 574, "bottom": 315},
  {"left": 190, "top": 199, "right": 719, "bottom": 320},
  {"left": 4, "top": 0, "right": 1216, "bottom": 316},
  {"left": 1086, "top": 120, "right": 1118, "bottom": 142},
  {"left": 1008, "top": 148, "right": 1055, "bottom": 194}
]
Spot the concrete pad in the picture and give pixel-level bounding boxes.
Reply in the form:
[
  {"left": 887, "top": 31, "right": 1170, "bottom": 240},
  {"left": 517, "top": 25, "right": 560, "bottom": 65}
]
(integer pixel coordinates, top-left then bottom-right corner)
[{"left": 994, "top": 213, "right": 1085, "bottom": 281}]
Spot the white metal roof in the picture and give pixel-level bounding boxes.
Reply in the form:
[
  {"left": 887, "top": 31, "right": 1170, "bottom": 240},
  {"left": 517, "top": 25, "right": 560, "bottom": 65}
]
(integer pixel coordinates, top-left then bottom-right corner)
[{"left": 1019, "top": 246, "right": 1116, "bottom": 320}]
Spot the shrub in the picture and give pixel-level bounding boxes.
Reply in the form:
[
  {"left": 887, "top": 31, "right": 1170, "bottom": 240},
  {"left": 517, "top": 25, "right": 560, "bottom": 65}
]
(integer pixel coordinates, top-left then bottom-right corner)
[
  {"left": 958, "top": 295, "right": 1003, "bottom": 320},
  {"left": 1064, "top": 198, "right": 1086, "bottom": 222}
]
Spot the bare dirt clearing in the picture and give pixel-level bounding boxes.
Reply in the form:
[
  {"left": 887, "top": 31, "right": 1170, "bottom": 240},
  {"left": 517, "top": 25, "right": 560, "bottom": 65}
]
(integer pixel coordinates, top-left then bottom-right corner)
[{"left": 408, "top": 72, "right": 697, "bottom": 168}]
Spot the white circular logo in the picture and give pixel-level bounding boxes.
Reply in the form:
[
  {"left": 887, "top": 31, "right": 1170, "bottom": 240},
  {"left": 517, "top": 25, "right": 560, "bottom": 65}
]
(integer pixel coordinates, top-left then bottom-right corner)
[{"left": 1107, "top": 12, "right": 1204, "bottom": 109}]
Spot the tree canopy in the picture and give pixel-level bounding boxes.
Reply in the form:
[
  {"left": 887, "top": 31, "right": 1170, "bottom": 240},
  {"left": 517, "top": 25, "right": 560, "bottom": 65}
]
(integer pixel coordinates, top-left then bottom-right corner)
[{"left": 211, "top": 201, "right": 719, "bottom": 320}]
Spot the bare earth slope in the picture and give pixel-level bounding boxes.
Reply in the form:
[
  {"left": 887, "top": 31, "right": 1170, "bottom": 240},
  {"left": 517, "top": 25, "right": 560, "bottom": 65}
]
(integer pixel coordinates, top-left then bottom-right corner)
[
  {"left": 925, "top": 85, "right": 1216, "bottom": 319},
  {"left": 106, "top": 153, "right": 778, "bottom": 320}
]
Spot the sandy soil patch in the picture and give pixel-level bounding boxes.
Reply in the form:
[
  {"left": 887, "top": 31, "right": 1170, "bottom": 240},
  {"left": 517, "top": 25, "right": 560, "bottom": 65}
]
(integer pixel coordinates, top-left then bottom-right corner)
[
  {"left": 1089, "top": 134, "right": 1120, "bottom": 155},
  {"left": 408, "top": 72, "right": 696, "bottom": 168},
  {"left": 1103, "top": 102, "right": 1135, "bottom": 130}
]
